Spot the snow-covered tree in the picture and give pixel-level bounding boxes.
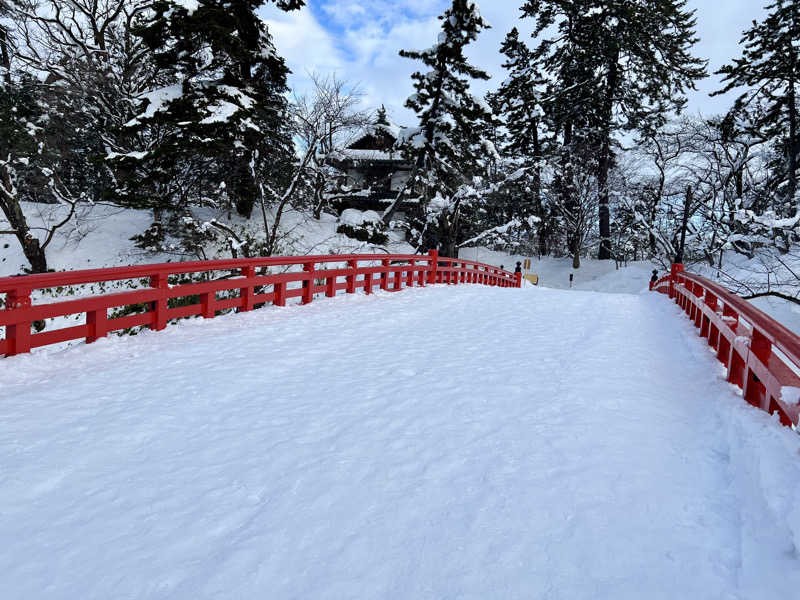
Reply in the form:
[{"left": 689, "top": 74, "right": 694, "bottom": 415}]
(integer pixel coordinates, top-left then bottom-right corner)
[
  {"left": 523, "top": 0, "right": 707, "bottom": 259},
  {"left": 129, "top": 0, "right": 301, "bottom": 218},
  {"left": 390, "top": 0, "right": 495, "bottom": 257},
  {"left": 492, "top": 27, "right": 551, "bottom": 255},
  {"left": 714, "top": 0, "right": 800, "bottom": 214}
]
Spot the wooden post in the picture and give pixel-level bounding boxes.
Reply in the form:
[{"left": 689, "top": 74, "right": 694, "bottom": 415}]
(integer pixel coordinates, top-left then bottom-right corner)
[
  {"left": 240, "top": 265, "right": 255, "bottom": 312},
  {"left": 274, "top": 282, "right": 286, "bottom": 307},
  {"left": 86, "top": 307, "right": 108, "bottom": 343},
  {"left": 381, "top": 259, "right": 390, "bottom": 291},
  {"left": 5, "top": 288, "right": 32, "bottom": 356},
  {"left": 149, "top": 273, "right": 168, "bottom": 331},
  {"left": 326, "top": 271, "right": 336, "bottom": 298},
  {"left": 302, "top": 262, "right": 315, "bottom": 305},
  {"left": 428, "top": 250, "right": 438, "bottom": 285},
  {"left": 346, "top": 260, "right": 357, "bottom": 294}
]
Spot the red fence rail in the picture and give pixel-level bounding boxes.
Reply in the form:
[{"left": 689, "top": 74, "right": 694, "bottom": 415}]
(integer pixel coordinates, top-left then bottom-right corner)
[
  {"left": 652, "top": 264, "right": 800, "bottom": 427},
  {"left": 0, "top": 250, "right": 521, "bottom": 358}
]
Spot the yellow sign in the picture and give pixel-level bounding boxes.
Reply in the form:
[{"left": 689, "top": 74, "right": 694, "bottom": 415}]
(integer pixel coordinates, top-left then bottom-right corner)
[
  {"left": 523, "top": 258, "right": 531, "bottom": 270},
  {"left": 525, "top": 274, "right": 539, "bottom": 286}
]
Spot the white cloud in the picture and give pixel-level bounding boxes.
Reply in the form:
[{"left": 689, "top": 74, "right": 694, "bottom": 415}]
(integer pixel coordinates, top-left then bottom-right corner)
[
  {"left": 263, "top": 0, "right": 769, "bottom": 127},
  {"left": 260, "top": 6, "right": 346, "bottom": 91}
]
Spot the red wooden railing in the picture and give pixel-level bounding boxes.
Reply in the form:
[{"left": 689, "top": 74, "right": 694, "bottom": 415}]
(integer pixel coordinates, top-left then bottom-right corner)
[
  {"left": 0, "top": 250, "right": 521, "bottom": 357},
  {"left": 652, "top": 264, "right": 800, "bottom": 427}
]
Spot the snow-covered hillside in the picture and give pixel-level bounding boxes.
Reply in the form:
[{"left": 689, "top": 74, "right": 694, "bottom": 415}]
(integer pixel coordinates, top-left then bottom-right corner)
[
  {"left": 0, "top": 202, "right": 414, "bottom": 276},
  {"left": 2, "top": 285, "right": 799, "bottom": 599}
]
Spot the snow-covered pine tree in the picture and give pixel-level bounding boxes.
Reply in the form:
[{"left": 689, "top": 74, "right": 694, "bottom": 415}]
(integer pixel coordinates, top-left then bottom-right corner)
[
  {"left": 524, "top": 6, "right": 600, "bottom": 267},
  {"left": 392, "top": 0, "right": 494, "bottom": 257},
  {"left": 131, "top": 0, "right": 302, "bottom": 218},
  {"left": 375, "top": 105, "right": 391, "bottom": 128},
  {"left": 714, "top": 0, "right": 800, "bottom": 216},
  {"left": 493, "top": 27, "right": 550, "bottom": 255},
  {"left": 523, "top": 0, "right": 707, "bottom": 260}
]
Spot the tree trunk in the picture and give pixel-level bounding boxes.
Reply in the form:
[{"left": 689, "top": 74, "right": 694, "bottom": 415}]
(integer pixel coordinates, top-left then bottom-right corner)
[
  {"left": 562, "top": 120, "right": 578, "bottom": 254},
  {"left": 532, "top": 121, "right": 547, "bottom": 256},
  {"left": 312, "top": 172, "right": 325, "bottom": 220},
  {"left": 0, "top": 25, "right": 10, "bottom": 84},
  {"left": 675, "top": 185, "right": 692, "bottom": 264},
  {"left": 597, "top": 49, "right": 620, "bottom": 260},
  {"left": 0, "top": 191, "right": 49, "bottom": 274},
  {"left": 788, "top": 71, "right": 798, "bottom": 214}
]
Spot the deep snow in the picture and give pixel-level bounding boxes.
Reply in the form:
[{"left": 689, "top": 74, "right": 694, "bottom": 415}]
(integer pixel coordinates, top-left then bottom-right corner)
[{"left": 2, "top": 284, "right": 800, "bottom": 599}]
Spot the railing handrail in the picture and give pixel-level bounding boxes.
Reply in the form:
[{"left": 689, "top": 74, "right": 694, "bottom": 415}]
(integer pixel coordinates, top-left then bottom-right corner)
[
  {"left": 0, "top": 253, "right": 428, "bottom": 293},
  {"left": 1, "top": 250, "right": 522, "bottom": 357},
  {"left": 0, "top": 253, "right": 514, "bottom": 293},
  {"left": 679, "top": 271, "right": 800, "bottom": 369},
  {"left": 652, "top": 263, "right": 800, "bottom": 427}
]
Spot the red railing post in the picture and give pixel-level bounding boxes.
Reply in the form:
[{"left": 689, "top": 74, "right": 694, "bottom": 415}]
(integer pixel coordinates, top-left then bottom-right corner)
[
  {"left": 302, "top": 262, "right": 315, "bottom": 305},
  {"left": 746, "top": 328, "right": 772, "bottom": 410},
  {"left": 325, "top": 272, "right": 336, "bottom": 298},
  {"left": 201, "top": 290, "right": 215, "bottom": 319},
  {"left": 346, "top": 260, "right": 358, "bottom": 294},
  {"left": 428, "top": 250, "right": 438, "bottom": 285},
  {"left": 149, "top": 273, "right": 168, "bottom": 331},
  {"left": 393, "top": 260, "right": 403, "bottom": 291},
  {"left": 240, "top": 265, "right": 255, "bottom": 312},
  {"left": 86, "top": 307, "right": 108, "bottom": 344},
  {"left": 381, "top": 259, "right": 390, "bottom": 291},
  {"left": 274, "top": 281, "right": 286, "bottom": 307},
  {"left": 515, "top": 272, "right": 522, "bottom": 288},
  {"left": 669, "top": 263, "right": 684, "bottom": 299},
  {"left": 5, "top": 288, "right": 32, "bottom": 356},
  {"left": 362, "top": 261, "right": 372, "bottom": 295}
]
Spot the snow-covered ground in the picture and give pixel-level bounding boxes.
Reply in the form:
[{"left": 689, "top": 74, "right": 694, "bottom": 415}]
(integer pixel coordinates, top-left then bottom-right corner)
[
  {"left": 463, "top": 247, "right": 800, "bottom": 335},
  {"left": 460, "top": 247, "right": 660, "bottom": 294},
  {"left": 2, "top": 284, "right": 800, "bottom": 599}
]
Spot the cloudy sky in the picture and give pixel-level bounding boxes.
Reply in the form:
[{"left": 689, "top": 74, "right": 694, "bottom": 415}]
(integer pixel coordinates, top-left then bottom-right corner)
[{"left": 261, "top": 0, "right": 768, "bottom": 125}]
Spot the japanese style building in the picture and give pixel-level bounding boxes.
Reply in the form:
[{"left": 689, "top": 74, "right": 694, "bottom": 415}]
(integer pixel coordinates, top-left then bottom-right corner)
[{"left": 327, "top": 110, "right": 413, "bottom": 214}]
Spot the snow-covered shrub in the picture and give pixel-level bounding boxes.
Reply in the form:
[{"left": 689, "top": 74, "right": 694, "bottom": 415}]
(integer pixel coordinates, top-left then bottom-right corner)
[{"left": 336, "top": 209, "right": 388, "bottom": 245}]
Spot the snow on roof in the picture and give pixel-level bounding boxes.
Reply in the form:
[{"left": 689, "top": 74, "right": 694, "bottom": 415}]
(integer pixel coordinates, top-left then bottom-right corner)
[
  {"left": 339, "top": 149, "right": 398, "bottom": 162},
  {"left": 347, "top": 121, "right": 405, "bottom": 150}
]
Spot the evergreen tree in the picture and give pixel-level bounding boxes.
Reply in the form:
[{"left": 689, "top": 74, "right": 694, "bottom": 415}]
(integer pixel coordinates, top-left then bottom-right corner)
[
  {"left": 130, "top": 0, "right": 302, "bottom": 218},
  {"left": 493, "top": 27, "right": 550, "bottom": 255},
  {"left": 523, "top": 0, "right": 707, "bottom": 259},
  {"left": 713, "top": 0, "right": 800, "bottom": 214},
  {"left": 394, "top": 0, "right": 494, "bottom": 256},
  {"left": 375, "top": 105, "right": 390, "bottom": 127}
]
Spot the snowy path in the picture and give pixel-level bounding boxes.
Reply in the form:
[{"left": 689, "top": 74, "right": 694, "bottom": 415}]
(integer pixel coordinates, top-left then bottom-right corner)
[{"left": 2, "top": 285, "right": 800, "bottom": 599}]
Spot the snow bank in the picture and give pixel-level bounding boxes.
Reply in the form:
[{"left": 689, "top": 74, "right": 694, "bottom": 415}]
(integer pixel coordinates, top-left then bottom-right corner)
[{"left": 338, "top": 208, "right": 382, "bottom": 227}]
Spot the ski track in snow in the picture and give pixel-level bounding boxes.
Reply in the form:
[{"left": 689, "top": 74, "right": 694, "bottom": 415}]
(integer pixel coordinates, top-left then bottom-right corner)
[{"left": 2, "top": 285, "right": 800, "bottom": 599}]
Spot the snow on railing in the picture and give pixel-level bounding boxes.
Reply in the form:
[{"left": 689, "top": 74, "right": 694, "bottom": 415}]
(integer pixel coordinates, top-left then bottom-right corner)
[
  {"left": 0, "top": 250, "right": 521, "bottom": 358},
  {"left": 652, "top": 264, "right": 800, "bottom": 427}
]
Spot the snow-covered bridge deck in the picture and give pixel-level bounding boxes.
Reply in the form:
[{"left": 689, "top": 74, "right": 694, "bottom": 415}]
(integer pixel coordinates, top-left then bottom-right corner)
[{"left": 2, "top": 285, "right": 800, "bottom": 598}]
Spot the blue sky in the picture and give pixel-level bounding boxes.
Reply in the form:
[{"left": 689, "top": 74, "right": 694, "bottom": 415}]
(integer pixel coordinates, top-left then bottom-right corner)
[{"left": 262, "top": 0, "right": 769, "bottom": 125}]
